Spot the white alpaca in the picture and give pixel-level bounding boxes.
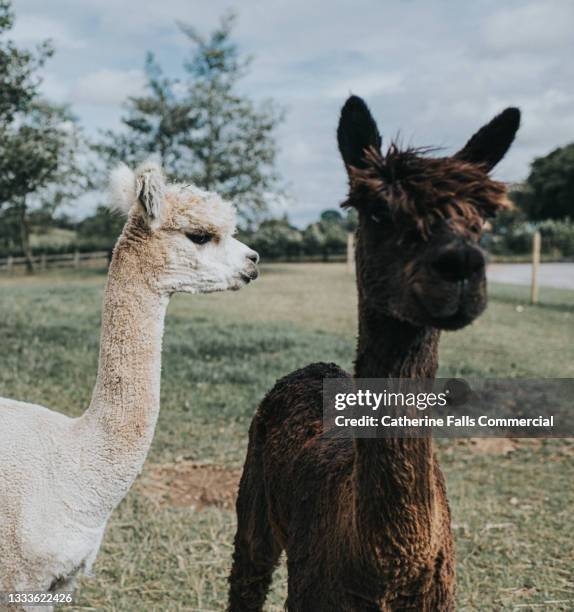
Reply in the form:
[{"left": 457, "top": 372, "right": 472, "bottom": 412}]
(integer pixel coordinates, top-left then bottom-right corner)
[{"left": 0, "top": 161, "right": 259, "bottom": 605}]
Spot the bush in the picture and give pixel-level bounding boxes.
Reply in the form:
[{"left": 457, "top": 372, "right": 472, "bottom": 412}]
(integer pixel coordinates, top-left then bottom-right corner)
[{"left": 487, "top": 217, "right": 574, "bottom": 258}]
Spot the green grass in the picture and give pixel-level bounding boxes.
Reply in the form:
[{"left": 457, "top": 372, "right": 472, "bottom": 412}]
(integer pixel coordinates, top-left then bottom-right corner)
[{"left": 0, "top": 263, "right": 573, "bottom": 610}]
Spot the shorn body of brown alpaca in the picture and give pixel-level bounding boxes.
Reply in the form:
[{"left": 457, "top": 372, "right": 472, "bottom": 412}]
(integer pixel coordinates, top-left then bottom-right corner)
[{"left": 227, "top": 96, "right": 520, "bottom": 611}]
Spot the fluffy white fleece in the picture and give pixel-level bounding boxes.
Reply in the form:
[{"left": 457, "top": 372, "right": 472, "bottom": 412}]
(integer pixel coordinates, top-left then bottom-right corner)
[{"left": 0, "top": 159, "right": 258, "bottom": 609}]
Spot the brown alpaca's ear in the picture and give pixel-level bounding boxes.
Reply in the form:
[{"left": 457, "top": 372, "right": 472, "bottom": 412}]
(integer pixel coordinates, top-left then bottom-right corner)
[
  {"left": 455, "top": 107, "right": 520, "bottom": 171},
  {"left": 337, "top": 95, "right": 382, "bottom": 172}
]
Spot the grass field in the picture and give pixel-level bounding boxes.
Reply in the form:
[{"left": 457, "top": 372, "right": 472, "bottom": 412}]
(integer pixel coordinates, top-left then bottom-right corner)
[{"left": 1, "top": 263, "right": 573, "bottom": 611}]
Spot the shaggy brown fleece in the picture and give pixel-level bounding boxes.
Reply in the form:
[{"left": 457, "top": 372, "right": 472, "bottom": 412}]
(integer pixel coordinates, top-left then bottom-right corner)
[{"left": 227, "top": 95, "right": 520, "bottom": 611}]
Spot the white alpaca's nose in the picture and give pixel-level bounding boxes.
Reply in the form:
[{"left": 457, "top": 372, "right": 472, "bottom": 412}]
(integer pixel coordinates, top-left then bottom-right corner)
[{"left": 246, "top": 250, "right": 259, "bottom": 264}]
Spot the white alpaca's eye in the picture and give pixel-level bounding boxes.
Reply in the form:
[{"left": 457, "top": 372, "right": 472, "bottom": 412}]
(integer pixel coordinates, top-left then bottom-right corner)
[{"left": 185, "top": 232, "right": 213, "bottom": 245}]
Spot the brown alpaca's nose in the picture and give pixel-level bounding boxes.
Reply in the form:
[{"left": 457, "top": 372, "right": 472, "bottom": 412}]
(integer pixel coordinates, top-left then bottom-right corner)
[{"left": 430, "top": 245, "right": 485, "bottom": 282}]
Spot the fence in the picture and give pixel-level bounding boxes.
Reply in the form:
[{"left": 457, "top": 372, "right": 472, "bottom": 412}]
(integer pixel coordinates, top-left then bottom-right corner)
[{"left": 0, "top": 251, "right": 109, "bottom": 274}]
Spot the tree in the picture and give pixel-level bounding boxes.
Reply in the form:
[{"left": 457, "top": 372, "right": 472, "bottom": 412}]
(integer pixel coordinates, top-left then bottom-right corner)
[
  {"left": 0, "top": 102, "right": 85, "bottom": 270},
  {"left": 77, "top": 206, "right": 125, "bottom": 250},
  {"left": 95, "top": 53, "right": 193, "bottom": 176},
  {"left": 0, "top": 0, "right": 52, "bottom": 124},
  {"left": 1, "top": 1, "right": 85, "bottom": 270},
  {"left": 512, "top": 144, "right": 574, "bottom": 220},
  {"left": 344, "top": 208, "right": 358, "bottom": 232},
  {"left": 98, "top": 12, "right": 283, "bottom": 224},
  {"left": 245, "top": 215, "right": 302, "bottom": 259},
  {"left": 302, "top": 209, "right": 349, "bottom": 259},
  {"left": 319, "top": 209, "right": 343, "bottom": 225},
  {"left": 178, "top": 13, "right": 282, "bottom": 222},
  {"left": 301, "top": 223, "right": 325, "bottom": 257}
]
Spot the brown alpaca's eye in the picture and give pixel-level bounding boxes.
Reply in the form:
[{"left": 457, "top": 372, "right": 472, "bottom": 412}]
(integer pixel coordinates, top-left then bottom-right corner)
[
  {"left": 186, "top": 232, "right": 213, "bottom": 245},
  {"left": 369, "top": 201, "right": 391, "bottom": 224}
]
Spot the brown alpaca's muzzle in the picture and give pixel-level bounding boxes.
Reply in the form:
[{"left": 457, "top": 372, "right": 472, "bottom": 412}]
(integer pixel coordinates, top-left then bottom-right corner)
[{"left": 413, "top": 242, "right": 487, "bottom": 330}]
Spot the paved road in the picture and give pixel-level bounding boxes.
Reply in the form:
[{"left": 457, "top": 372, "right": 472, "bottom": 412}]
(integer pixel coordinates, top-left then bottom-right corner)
[{"left": 487, "top": 263, "right": 574, "bottom": 290}]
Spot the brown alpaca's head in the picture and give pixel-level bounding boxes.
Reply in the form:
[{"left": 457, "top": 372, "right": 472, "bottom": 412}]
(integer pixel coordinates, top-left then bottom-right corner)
[{"left": 338, "top": 95, "right": 520, "bottom": 330}]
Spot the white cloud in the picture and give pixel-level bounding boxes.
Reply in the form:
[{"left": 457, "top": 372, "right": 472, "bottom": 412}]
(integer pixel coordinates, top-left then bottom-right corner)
[
  {"left": 326, "top": 72, "right": 404, "bottom": 99},
  {"left": 70, "top": 69, "right": 146, "bottom": 107},
  {"left": 482, "top": 0, "right": 574, "bottom": 54},
  {"left": 38, "top": 72, "right": 70, "bottom": 103},
  {"left": 11, "top": 13, "right": 85, "bottom": 49},
  {"left": 10, "top": 0, "right": 574, "bottom": 224}
]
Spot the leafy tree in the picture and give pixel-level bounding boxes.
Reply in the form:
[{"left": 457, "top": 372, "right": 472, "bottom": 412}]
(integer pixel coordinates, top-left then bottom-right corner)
[
  {"left": 0, "top": 0, "right": 52, "bottom": 123},
  {"left": 95, "top": 53, "right": 193, "bottom": 176},
  {"left": 245, "top": 216, "right": 302, "bottom": 259},
  {"left": 512, "top": 144, "right": 574, "bottom": 220},
  {"left": 0, "top": 0, "right": 87, "bottom": 270},
  {"left": 0, "top": 0, "right": 54, "bottom": 210},
  {"left": 321, "top": 222, "right": 347, "bottom": 256},
  {"left": 1, "top": 2, "right": 85, "bottom": 270},
  {"left": 319, "top": 208, "right": 357, "bottom": 233},
  {"left": 179, "top": 13, "right": 282, "bottom": 223},
  {"left": 304, "top": 223, "right": 347, "bottom": 260},
  {"left": 0, "top": 102, "right": 85, "bottom": 270},
  {"left": 319, "top": 209, "right": 343, "bottom": 225},
  {"left": 302, "top": 223, "right": 325, "bottom": 257},
  {"left": 77, "top": 206, "right": 125, "bottom": 250},
  {"left": 344, "top": 208, "right": 359, "bottom": 232},
  {"left": 302, "top": 209, "right": 350, "bottom": 259},
  {"left": 52, "top": 212, "right": 77, "bottom": 231},
  {"left": 98, "top": 12, "right": 283, "bottom": 223}
]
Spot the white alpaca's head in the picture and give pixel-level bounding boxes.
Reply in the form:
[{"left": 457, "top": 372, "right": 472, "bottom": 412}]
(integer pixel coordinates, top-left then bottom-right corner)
[{"left": 109, "top": 160, "right": 259, "bottom": 295}]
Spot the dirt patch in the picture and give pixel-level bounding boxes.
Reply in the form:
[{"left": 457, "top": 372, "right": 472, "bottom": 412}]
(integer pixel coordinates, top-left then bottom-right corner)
[{"left": 138, "top": 461, "right": 241, "bottom": 510}]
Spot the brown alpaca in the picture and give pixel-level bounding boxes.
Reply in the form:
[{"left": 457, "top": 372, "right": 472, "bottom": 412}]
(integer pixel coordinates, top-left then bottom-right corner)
[{"left": 227, "top": 96, "right": 520, "bottom": 611}]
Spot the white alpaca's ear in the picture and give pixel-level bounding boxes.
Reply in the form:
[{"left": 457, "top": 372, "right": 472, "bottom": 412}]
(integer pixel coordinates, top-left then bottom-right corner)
[
  {"left": 108, "top": 160, "right": 166, "bottom": 229},
  {"left": 109, "top": 163, "right": 137, "bottom": 215},
  {"left": 135, "top": 160, "right": 166, "bottom": 229}
]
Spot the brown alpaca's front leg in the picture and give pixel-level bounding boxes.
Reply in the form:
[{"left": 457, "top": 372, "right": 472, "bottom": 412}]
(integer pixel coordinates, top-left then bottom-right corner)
[
  {"left": 228, "top": 534, "right": 280, "bottom": 612},
  {"left": 387, "top": 548, "right": 456, "bottom": 612},
  {"left": 228, "top": 435, "right": 282, "bottom": 612}
]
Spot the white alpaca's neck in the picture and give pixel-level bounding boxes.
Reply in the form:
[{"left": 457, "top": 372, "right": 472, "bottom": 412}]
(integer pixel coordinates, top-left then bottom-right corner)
[
  {"left": 76, "top": 246, "right": 168, "bottom": 516},
  {"left": 87, "top": 264, "right": 166, "bottom": 436}
]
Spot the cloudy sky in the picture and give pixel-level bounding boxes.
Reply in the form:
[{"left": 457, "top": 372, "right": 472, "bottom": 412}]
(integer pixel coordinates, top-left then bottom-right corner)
[{"left": 11, "top": 0, "right": 574, "bottom": 225}]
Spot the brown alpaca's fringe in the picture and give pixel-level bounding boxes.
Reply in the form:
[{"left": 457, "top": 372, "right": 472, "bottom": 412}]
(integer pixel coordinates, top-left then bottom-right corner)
[{"left": 343, "top": 145, "right": 511, "bottom": 239}]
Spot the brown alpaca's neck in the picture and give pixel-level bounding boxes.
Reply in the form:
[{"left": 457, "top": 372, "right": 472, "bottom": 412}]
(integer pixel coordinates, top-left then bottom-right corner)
[
  {"left": 355, "top": 306, "right": 440, "bottom": 379},
  {"left": 352, "top": 286, "right": 441, "bottom": 544}
]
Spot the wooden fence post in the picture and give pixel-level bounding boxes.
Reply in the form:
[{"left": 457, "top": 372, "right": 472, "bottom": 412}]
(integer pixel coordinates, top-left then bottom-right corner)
[
  {"left": 41, "top": 254, "right": 47, "bottom": 271},
  {"left": 74, "top": 251, "right": 80, "bottom": 269},
  {"left": 347, "top": 233, "right": 355, "bottom": 273},
  {"left": 531, "top": 231, "right": 541, "bottom": 305},
  {"left": 7, "top": 256, "right": 13, "bottom": 274}
]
